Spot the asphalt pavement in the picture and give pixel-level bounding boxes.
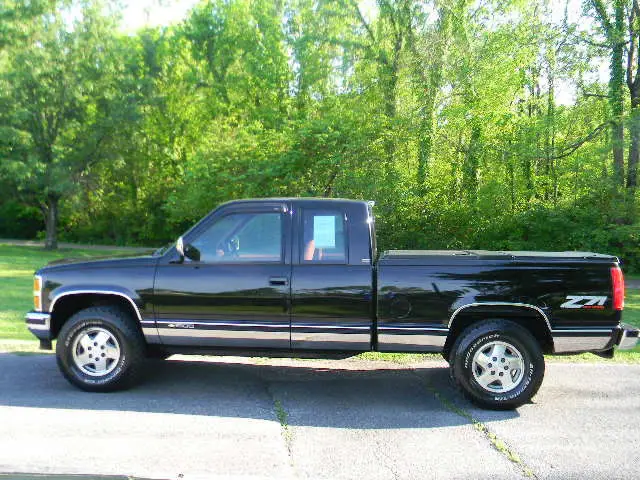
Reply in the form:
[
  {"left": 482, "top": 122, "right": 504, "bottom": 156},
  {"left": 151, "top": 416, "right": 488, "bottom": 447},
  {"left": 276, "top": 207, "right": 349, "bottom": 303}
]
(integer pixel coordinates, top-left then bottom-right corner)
[{"left": 0, "top": 353, "right": 638, "bottom": 480}]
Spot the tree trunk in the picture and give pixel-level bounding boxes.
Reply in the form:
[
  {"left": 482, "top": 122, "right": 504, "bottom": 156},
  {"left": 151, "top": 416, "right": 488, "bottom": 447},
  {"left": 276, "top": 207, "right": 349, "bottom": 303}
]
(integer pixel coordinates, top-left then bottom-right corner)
[
  {"left": 463, "top": 124, "right": 481, "bottom": 203},
  {"left": 42, "top": 195, "right": 60, "bottom": 250},
  {"left": 415, "top": 8, "right": 449, "bottom": 193},
  {"left": 505, "top": 148, "right": 515, "bottom": 213},
  {"left": 381, "top": 47, "right": 400, "bottom": 171},
  {"left": 626, "top": 1, "right": 640, "bottom": 191},
  {"left": 611, "top": 0, "right": 626, "bottom": 186},
  {"left": 628, "top": 97, "right": 640, "bottom": 190},
  {"left": 546, "top": 53, "right": 558, "bottom": 205},
  {"left": 612, "top": 122, "right": 625, "bottom": 184},
  {"left": 417, "top": 129, "right": 432, "bottom": 192},
  {"left": 591, "top": 0, "right": 626, "bottom": 185}
]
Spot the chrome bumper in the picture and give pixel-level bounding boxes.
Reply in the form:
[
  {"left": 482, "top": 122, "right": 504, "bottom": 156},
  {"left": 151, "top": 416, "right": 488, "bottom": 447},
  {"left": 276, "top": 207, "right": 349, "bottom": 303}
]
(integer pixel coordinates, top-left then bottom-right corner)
[
  {"left": 552, "top": 324, "right": 639, "bottom": 353},
  {"left": 25, "top": 311, "right": 51, "bottom": 340},
  {"left": 617, "top": 325, "right": 640, "bottom": 350}
]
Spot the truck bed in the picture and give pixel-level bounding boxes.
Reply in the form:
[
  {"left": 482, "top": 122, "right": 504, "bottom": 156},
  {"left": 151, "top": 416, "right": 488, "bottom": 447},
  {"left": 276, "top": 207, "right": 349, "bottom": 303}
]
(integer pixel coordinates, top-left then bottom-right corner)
[{"left": 376, "top": 248, "right": 622, "bottom": 353}]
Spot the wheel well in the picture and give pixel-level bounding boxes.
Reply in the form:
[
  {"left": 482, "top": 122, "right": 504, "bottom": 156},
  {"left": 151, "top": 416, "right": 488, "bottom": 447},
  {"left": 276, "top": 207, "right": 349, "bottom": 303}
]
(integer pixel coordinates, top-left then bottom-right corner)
[
  {"left": 50, "top": 293, "right": 143, "bottom": 339},
  {"left": 443, "top": 308, "right": 554, "bottom": 358}
]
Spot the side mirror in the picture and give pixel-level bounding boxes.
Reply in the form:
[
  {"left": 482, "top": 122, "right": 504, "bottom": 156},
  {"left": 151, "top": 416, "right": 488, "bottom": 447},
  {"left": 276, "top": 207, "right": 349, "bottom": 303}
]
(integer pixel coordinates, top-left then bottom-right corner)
[
  {"left": 184, "top": 243, "right": 201, "bottom": 262},
  {"left": 176, "top": 236, "right": 201, "bottom": 262},
  {"left": 176, "top": 236, "right": 185, "bottom": 258}
]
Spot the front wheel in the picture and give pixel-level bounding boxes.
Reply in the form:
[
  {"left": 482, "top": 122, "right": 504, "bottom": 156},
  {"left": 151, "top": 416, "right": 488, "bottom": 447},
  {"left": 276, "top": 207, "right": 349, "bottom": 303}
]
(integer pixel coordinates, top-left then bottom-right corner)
[
  {"left": 56, "top": 306, "right": 146, "bottom": 392},
  {"left": 449, "top": 319, "right": 545, "bottom": 410}
]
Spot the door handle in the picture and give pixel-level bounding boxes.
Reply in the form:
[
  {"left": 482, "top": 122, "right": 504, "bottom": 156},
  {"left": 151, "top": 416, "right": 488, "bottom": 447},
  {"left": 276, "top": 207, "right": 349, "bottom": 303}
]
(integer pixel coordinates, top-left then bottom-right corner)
[{"left": 269, "top": 277, "right": 289, "bottom": 286}]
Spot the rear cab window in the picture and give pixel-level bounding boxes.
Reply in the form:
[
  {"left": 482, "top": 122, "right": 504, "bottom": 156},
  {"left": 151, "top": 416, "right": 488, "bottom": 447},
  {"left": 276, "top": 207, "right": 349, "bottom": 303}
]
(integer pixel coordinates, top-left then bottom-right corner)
[{"left": 301, "top": 209, "right": 347, "bottom": 264}]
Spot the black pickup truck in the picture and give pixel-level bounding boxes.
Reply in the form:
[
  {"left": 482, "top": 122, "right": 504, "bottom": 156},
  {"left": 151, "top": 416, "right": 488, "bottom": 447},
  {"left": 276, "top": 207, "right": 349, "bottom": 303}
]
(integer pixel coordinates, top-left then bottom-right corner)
[{"left": 26, "top": 198, "right": 638, "bottom": 409}]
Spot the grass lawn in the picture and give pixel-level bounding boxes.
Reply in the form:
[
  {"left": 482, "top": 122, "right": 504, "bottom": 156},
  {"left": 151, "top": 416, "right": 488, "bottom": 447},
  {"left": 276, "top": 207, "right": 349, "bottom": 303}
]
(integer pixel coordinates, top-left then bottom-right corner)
[
  {"left": 0, "top": 244, "right": 140, "bottom": 342},
  {"left": 0, "top": 244, "right": 638, "bottom": 361},
  {"left": 619, "top": 289, "right": 640, "bottom": 360},
  {"left": 625, "top": 289, "right": 640, "bottom": 328}
]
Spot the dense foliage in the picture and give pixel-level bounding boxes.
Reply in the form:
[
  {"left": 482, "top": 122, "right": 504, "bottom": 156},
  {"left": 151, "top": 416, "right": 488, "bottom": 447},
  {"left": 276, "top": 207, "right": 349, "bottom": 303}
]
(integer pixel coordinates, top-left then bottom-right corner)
[{"left": 1, "top": 0, "right": 640, "bottom": 270}]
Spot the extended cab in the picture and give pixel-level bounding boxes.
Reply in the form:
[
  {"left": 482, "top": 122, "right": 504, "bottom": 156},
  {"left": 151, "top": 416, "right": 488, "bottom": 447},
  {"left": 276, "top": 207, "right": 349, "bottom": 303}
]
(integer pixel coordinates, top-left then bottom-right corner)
[{"left": 26, "top": 198, "right": 639, "bottom": 409}]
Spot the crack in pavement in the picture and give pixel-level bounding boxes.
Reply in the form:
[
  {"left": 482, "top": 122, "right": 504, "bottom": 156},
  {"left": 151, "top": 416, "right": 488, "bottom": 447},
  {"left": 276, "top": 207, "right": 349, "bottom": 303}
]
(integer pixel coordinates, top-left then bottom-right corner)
[
  {"left": 410, "top": 369, "right": 538, "bottom": 479},
  {"left": 368, "top": 430, "right": 403, "bottom": 480},
  {"left": 265, "top": 383, "right": 298, "bottom": 478},
  {"left": 273, "top": 398, "right": 294, "bottom": 456}
]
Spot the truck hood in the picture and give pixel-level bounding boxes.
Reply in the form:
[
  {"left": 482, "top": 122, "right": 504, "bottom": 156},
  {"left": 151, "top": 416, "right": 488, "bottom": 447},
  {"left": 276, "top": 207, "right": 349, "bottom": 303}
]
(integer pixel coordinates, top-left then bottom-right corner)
[{"left": 38, "top": 253, "right": 158, "bottom": 273}]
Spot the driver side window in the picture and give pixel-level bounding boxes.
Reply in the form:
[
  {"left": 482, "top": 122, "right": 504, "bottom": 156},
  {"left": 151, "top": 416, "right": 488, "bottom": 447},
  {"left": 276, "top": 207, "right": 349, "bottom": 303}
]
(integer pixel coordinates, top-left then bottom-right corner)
[{"left": 190, "top": 212, "right": 282, "bottom": 263}]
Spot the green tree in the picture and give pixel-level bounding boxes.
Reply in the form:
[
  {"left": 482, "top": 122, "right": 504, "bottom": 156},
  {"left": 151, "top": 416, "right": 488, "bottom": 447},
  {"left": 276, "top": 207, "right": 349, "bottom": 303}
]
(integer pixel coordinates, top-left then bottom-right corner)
[
  {"left": 0, "top": 1, "right": 121, "bottom": 248},
  {"left": 590, "top": 0, "right": 627, "bottom": 186}
]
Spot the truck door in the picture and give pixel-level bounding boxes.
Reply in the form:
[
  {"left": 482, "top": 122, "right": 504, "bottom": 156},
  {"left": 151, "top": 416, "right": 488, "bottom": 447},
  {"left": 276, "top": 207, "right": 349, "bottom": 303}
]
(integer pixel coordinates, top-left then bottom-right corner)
[
  {"left": 290, "top": 202, "right": 373, "bottom": 351},
  {"left": 153, "top": 203, "right": 291, "bottom": 348}
]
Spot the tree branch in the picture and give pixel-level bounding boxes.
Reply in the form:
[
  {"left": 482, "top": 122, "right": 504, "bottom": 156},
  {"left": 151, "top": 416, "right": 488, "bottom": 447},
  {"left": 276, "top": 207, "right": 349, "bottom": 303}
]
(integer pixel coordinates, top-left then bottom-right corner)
[
  {"left": 349, "top": 0, "right": 376, "bottom": 48},
  {"left": 547, "top": 122, "right": 609, "bottom": 160},
  {"left": 379, "top": 0, "right": 398, "bottom": 39},
  {"left": 591, "top": 0, "right": 614, "bottom": 36},
  {"left": 582, "top": 92, "right": 611, "bottom": 98},
  {"left": 575, "top": 36, "right": 619, "bottom": 49}
]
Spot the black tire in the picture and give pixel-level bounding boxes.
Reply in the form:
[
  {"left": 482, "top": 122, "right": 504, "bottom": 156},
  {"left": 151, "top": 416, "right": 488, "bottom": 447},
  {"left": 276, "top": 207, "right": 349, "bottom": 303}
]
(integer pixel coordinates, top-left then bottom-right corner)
[
  {"left": 56, "top": 306, "right": 146, "bottom": 392},
  {"left": 449, "top": 319, "right": 545, "bottom": 410}
]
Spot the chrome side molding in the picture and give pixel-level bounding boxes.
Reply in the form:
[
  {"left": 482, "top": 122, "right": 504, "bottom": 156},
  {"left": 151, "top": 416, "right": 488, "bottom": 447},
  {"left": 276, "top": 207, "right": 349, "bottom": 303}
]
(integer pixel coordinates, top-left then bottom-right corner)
[
  {"left": 377, "top": 325, "right": 449, "bottom": 352},
  {"left": 50, "top": 290, "right": 144, "bottom": 322},
  {"left": 448, "top": 302, "right": 552, "bottom": 331}
]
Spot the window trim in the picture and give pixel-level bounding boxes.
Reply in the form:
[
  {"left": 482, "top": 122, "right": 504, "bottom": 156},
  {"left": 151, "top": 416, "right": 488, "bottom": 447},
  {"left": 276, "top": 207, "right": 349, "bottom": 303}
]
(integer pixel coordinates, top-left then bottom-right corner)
[
  {"left": 298, "top": 208, "right": 349, "bottom": 265},
  {"left": 187, "top": 210, "right": 286, "bottom": 265}
]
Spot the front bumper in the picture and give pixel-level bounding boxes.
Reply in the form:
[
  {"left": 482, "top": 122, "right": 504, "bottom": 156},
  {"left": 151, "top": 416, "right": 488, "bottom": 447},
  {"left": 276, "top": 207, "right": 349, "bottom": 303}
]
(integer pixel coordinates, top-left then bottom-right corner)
[
  {"left": 617, "top": 324, "right": 640, "bottom": 350},
  {"left": 25, "top": 311, "right": 51, "bottom": 341}
]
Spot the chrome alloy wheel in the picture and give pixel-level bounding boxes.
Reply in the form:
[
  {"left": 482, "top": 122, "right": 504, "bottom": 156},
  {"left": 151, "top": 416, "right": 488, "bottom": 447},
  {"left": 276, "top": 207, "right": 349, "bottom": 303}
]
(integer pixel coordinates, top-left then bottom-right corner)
[
  {"left": 71, "top": 327, "right": 121, "bottom": 376},
  {"left": 472, "top": 341, "right": 525, "bottom": 393}
]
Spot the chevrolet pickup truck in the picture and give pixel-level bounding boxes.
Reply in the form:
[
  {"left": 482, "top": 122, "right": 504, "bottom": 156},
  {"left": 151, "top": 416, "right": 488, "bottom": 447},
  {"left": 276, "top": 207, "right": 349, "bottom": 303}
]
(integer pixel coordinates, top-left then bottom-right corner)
[{"left": 26, "top": 198, "right": 639, "bottom": 409}]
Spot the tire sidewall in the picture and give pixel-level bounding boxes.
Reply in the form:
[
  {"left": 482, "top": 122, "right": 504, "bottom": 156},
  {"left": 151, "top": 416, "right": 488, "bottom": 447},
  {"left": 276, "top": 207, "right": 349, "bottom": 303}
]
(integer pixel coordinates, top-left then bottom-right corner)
[
  {"left": 57, "top": 314, "right": 130, "bottom": 389},
  {"left": 453, "top": 323, "right": 544, "bottom": 408}
]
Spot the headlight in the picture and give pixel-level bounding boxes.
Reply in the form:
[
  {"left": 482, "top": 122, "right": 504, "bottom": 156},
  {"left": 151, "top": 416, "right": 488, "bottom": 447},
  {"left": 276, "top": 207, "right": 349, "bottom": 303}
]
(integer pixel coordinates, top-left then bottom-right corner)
[{"left": 33, "top": 275, "right": 43, "bottom": 312}]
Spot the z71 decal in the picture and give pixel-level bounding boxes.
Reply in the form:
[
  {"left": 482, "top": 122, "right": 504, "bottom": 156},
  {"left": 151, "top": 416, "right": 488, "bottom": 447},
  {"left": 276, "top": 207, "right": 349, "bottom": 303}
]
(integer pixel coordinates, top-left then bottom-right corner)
[{"left": 560, "top": 295, "right": 607, "bottom": 309}]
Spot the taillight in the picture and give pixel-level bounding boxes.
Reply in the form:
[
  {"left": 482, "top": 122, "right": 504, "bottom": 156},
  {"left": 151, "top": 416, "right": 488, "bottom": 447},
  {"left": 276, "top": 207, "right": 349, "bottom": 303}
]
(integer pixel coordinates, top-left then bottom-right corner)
[{"left": 611, "top": 266, "right": 625, "bottom": 311}]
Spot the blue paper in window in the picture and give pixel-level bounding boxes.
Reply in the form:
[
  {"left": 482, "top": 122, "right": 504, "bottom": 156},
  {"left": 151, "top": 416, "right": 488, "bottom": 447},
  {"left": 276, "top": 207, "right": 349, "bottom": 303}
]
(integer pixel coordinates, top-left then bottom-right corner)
[{"left": 313, "top": 216, "right": 336, "bottom": 248}]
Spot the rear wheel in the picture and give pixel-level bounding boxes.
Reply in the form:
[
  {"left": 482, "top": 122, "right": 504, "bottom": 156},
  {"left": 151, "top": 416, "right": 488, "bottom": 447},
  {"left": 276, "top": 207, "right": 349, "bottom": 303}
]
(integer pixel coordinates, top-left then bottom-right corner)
[
  {"left": 449, "top": 319, "right": 545, "bottom": 410},
  {"left": 56, "top": 306, "right": 146, "bottom": 392}
]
